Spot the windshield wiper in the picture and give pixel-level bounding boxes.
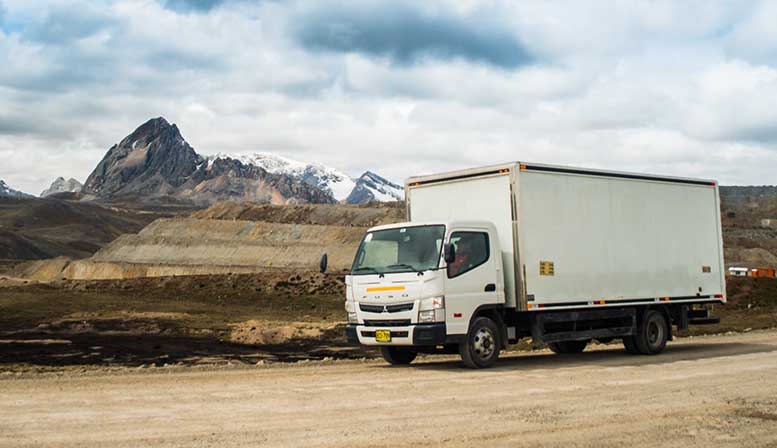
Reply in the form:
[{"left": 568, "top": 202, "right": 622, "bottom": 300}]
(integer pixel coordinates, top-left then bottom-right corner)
[
  {"left": 386, "top": 263, "right": 419, "bottom": 272},
  {"left": 352, "top": 267, "right": 381, "bottom": 274}
]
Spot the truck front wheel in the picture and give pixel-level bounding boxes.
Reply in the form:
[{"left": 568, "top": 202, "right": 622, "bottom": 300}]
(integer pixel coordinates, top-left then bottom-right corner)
[
  {"left": 460, "top": 317, "right": 501, "bottom": 369},
  {"left": 380, "top": 347, "right": 417, "bottom": 365}
]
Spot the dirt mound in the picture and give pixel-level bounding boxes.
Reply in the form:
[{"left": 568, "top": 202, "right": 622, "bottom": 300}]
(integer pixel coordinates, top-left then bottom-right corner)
[
  {"left": 230, "top": 320, "right": 337, "bottom": 345},
  {"left": 89, "top": 218, "right": 363, "bottom": 270},
  {"left": 14, "top": 257, "right": 72, "bottom": 281},
  {"left": 192, "top": 202, "right": 404, "bottom": 227}
]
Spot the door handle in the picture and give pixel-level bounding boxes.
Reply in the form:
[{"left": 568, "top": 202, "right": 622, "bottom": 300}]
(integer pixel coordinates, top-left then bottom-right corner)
[{"left": 484, "top": 283, "right": 496, "bottom": 292}]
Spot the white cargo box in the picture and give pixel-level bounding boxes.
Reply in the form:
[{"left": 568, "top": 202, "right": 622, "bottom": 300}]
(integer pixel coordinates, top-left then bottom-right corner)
[{"left": 406, "top": 162, "right": 726, "bottom": 311}]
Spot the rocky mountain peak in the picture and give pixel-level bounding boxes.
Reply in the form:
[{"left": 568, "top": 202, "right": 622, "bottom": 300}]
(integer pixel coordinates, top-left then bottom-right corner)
[
  {"left": 41, "top": 177, "right": 83, "bottom": 197},
  {"left": 346, "top": 171, "right": 404, "bottom": 204},
  {"left": 82, "top": 117, "right": 203, "bottom": 198}
]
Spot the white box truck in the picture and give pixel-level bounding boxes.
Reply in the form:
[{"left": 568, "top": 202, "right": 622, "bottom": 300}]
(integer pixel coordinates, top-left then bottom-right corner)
[{"left": 334, "top": 162, "right": 725, "bottom": 368}]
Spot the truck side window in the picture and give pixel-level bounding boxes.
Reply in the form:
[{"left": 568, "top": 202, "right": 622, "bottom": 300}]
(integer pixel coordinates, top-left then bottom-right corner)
[{"left": 447, "top": 232, "right": 489, "bottom": 278}]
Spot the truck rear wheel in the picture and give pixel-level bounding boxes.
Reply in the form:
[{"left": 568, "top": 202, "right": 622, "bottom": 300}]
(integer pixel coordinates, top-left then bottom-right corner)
[
  {"left": 460, "top": 317, "right": 501, "bottom": 369},
  {"left": 380, "top": 347, "right": 417, "bottom": 365},
  {"left": 548, "top": 340, "right": 588, "bottom": 354},
  {"left": 634, "top": 310, "right": 668, "bottom": 355}
]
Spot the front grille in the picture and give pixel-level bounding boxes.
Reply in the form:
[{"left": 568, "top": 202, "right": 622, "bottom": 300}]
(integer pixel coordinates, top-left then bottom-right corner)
[
  {"left": 386, "top": 303, "right": 414, "bottom": 312},
  {"left": 363, "top": 319, "right": 412, "bottom": 327},
  {"left": 359, "top": 304, "right": 384, "bottom": 313},
  {"left": 359, "top": 302, "right": 414, "bottom": 313},
  {"left": 362, "top": 331, "right": 409, "bottom": 338}
]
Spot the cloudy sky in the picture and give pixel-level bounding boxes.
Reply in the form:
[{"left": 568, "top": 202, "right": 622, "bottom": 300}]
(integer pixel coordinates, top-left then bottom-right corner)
[{"left": 1, "top": 0, "right": 776, "bottom": 194}]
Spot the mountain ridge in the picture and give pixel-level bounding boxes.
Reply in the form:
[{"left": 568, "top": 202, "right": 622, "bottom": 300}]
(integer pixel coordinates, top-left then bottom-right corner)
[
  {"left": 82, "top": 117, "right": 403, "bottom": 205},
  {"left": 0, "top": 179, "right": 33, "bottom": 198}
]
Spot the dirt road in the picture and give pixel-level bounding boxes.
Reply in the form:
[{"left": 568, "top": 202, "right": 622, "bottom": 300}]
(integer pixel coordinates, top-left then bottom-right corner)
[{"left": 2, "top": 330, "right": 777, "bottom": 447}]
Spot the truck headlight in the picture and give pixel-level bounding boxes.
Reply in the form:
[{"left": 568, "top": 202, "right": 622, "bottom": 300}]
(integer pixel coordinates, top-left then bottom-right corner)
[
  {"left": 419, "top": 296, "right": 445, "bottom": 323},
  {"left": 344, "top": 301, "right": 357, "bottom": 323}
]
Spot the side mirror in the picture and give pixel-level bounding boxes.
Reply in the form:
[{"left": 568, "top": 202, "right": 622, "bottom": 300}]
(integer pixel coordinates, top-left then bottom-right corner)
[
  {"left": 443, "top": 243, "right": 456, "bottom": 263},
  {"left": 319, "top": 253, "right": 328, "bottom": 274}
]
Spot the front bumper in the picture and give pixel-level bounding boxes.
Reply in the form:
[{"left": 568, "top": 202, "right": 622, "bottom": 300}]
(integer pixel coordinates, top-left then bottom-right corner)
[{"left": 345, "top": 323, "right": 447, "bottom": 346}]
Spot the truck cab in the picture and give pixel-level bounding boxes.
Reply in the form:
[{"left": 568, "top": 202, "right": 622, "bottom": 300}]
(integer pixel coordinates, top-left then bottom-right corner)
[{"left": 344, "top": 220, "right": 507, "bottom": 367}]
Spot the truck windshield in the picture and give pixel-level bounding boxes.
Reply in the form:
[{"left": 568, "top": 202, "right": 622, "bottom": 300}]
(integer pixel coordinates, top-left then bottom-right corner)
[{"left": 351, "top": 225, "right": 445, "bottom": 275}]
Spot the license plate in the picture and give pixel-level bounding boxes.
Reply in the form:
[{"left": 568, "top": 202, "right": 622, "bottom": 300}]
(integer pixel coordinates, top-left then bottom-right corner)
[{"left": 375, "top": 329, "right": 392, "bottom": 342}]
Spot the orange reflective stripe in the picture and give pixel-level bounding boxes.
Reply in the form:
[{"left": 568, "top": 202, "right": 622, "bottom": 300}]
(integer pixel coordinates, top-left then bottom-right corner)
[{"left": 366, "top": 286, "right": 406, "bottom": 292}]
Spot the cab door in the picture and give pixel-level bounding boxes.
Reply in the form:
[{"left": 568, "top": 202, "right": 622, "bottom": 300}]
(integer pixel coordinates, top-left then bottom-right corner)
[{"left": 444, "top": 229, "right": 500, "bottom": 335}]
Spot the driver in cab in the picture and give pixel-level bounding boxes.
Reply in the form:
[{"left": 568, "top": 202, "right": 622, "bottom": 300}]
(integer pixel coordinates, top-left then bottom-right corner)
[{"left": 448, "top": 238, "right": 473, "bottom": 277}]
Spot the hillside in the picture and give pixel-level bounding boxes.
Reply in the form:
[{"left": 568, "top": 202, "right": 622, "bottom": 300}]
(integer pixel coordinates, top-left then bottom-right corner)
[
  {"left": 719, "top": 186, "right": 777, "bottom": 267},
  {"left": 0, "top": 196, "right": 172, "bottom": 260},
  {"left": 15, "top": 202, "right": 405, "bottom": 280},
  {"left": 191, "top": 201, "right": 404, "bottom": 226}
]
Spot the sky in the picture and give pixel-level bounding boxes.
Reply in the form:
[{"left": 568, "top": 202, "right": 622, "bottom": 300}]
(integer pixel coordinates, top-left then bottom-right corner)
[{"left": 1, "top": 0, "right": 776, "bottom": 195}]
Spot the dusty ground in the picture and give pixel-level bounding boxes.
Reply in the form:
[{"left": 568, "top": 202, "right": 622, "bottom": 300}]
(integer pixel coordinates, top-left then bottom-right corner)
[
  {"left": 1, "top": 330, "right": 776, "bottom": 447},
  {"left": 0, "top": 272, "right": 375, "bottom": 372},
  {"left": 1, "top": 275, "right": 775, "bottom": 373}
]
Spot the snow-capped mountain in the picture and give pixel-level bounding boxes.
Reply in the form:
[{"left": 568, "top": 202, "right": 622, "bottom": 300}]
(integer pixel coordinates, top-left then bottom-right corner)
[
  {"left": 207, "top": 152, "right": 401, "bottom": 203},
  {"left": 82, "top": 117, "right": 403, "bottom": 205},
  {"left": 346, "top": 171, "right": 404, "bottom": 204},
  {"left": 0, "top": 179, "right": 33, "bottom": 198},
  {"left": 41, "top": 177, "right": 83, "bottom": 197}
]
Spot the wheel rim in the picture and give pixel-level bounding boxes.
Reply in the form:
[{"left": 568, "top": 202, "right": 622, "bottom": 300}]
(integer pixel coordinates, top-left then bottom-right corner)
[
  {"left": 647, "top": 319, "right": 663, "bottom": 347},
  {"left": 472, "top": 327, "right": 495, "bottom": 360}
]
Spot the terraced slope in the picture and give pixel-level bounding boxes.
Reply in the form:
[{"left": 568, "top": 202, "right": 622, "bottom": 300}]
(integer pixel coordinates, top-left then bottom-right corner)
[{"left": 17, "top": 202, "right": 405, "bottom": 280}]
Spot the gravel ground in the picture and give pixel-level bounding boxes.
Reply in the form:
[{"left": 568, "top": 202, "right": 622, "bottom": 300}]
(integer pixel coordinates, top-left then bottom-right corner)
[{"left": 2, "top": 330, "right": 777, "bottom": 447}]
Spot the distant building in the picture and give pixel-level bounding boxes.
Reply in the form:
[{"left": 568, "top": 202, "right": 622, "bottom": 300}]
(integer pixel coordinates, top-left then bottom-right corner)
[
  {"left": 728, "top": 266, "right": 776, "bottom": 278},
  {"left": 750, "top": 267, "right": 776, "bottom": 278}
]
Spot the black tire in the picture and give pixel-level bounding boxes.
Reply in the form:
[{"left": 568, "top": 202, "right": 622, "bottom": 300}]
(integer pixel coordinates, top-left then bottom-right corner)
[
  {"left": 459, "top": 317, "right": 501, "bottom": 369},
  {"left": 380, "top": 347, "right": 417, "bottom": 365},
  {"left": 623, "top": 336, "right": 640, "bottom": 354},
  {"left": 634, "top": 310, "right": 669, "bottom": 355},
  {"left": 548, "top": 340, "right": 588, "bottom": 354}
]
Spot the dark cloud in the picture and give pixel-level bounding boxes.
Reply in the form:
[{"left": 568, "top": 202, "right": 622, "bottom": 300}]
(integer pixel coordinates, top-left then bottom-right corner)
[
  {"left": 733, "top": 125, "right": 777, "bottom": 144},
  {"left": 0, "top": 7, "right": 227, "bottom": 94},
  {"left": 294, "top": 3, "right": 533, "bottom": 69},
  {"left": 0, "top": 115, "right": 39, "bottom": 135}
]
